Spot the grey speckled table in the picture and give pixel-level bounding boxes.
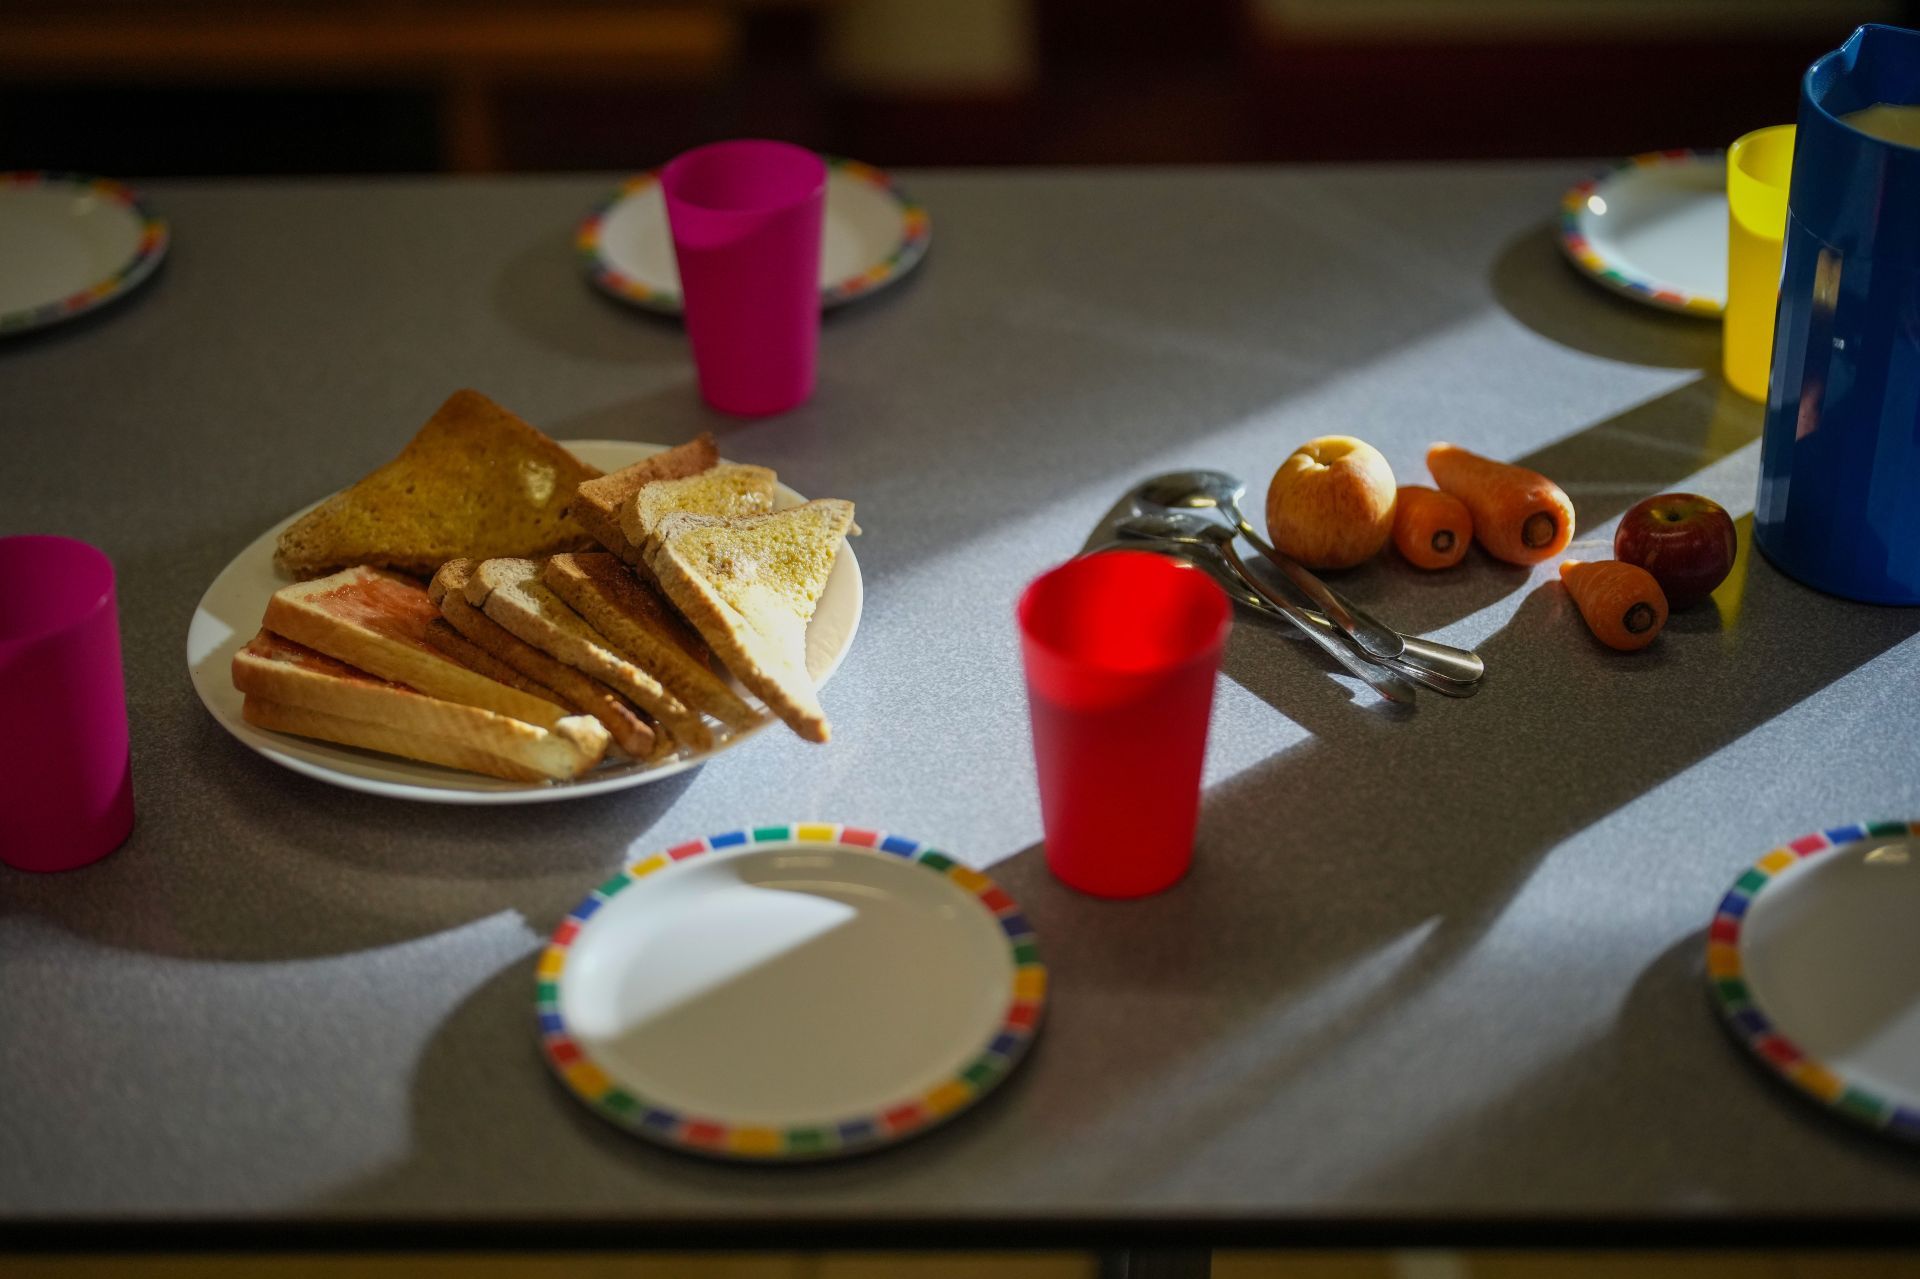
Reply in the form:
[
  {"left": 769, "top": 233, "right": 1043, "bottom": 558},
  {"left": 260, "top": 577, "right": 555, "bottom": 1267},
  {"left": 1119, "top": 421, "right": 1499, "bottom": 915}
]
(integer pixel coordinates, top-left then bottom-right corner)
[{"left": 4, "top": 166, "right": 1919, "bottom": 1248}]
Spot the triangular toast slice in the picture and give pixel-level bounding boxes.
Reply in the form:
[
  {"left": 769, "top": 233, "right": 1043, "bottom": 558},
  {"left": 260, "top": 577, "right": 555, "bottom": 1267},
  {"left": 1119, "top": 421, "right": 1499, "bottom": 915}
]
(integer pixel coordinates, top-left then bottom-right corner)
[
  {"left": 648, "top": 499, "right": 855, "bottom": 744},
  {"left": 273, "top": 389, "right": 602, "bottom": 579},
  {"left": 572, "top": 433, "right": 719, "bottom": 569},
  {"left": 543, "top": 553, "right": 759, "bottom": 733},
  {"left": 464, "top": 557, "right": 713, "bottom": 752},
  {"left": 618, "top": 464, "right": 777, "bottom": 564}
]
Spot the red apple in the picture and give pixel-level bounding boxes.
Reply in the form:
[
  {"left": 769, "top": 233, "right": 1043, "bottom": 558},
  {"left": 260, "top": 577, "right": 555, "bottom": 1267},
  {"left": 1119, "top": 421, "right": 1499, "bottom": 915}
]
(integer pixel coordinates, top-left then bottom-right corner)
[{"left": 1613, "top": 493, "right": 1736, "bottom": 609}]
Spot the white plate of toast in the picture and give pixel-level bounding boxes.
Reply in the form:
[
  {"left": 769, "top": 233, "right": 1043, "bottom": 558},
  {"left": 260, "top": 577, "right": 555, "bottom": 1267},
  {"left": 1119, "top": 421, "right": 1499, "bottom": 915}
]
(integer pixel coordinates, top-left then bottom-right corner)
[{"left": 188, "top": 420, "right": 861, "bottom": 804}]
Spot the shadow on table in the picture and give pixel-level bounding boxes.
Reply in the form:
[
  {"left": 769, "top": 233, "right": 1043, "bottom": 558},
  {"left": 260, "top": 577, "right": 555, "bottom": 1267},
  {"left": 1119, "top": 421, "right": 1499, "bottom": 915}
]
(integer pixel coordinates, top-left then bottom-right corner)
[
  {"left": 491, "top": 227, "right": 690, "bottom": 366},
  {"left": 970, "top": 546, "right": 1920, "bottom": 1202},
  {"left": 318, "top": 948, "right": 1053, "bottom": 1214},
  {"left": 0, "top": 704, "right": 700, "bottom": 964},
  {"left": 319, "top": 464, "right": 1919, "bottom": 1215},
  {"left": 1313, "top": 925, "right": 1920, "bottom": 1206},
  {"left": 542, "top": 380, "right": 866, "bottom": 473},
  {"left": 958, "top": 368, "right": 1912, "bottom": 1200},
  {"left": 544, "top": 386, "right": 710, "bottom": 446},
  {"left": 1489, "top": 222, "right": 1719, "bottom": 372},
  {"left": 1335, "top": 932, "right": 1920, "bottom": 1205},
  {"left": 315, "top": 548, "right": 1917, "bottom": 1215}
]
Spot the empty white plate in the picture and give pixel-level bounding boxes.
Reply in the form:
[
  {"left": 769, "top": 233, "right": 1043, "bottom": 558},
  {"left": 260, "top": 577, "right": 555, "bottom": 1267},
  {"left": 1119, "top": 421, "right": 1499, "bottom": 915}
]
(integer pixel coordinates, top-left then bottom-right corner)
[
  {"left": 0, "top": 172, "right": 168, "bottom": 335},
  {"left": 538, "top": 825, "right": 1044, "bottom": 1159},
  {"left": 578, "top": 155, "right": 930, "bottom": 315},
  {"left": 1557, "top": 150, "right": 1725, "bottom": 316},
  {"left": 1708, "top": 820, "right": 1920, "bottom": 1143}
]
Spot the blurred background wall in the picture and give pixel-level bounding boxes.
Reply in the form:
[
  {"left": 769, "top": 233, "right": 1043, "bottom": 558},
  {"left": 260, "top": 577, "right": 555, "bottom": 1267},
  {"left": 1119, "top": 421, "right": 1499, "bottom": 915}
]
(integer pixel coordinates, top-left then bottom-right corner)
[{"left": 1, "top": 0, "right": 1911, "bottom": 176}]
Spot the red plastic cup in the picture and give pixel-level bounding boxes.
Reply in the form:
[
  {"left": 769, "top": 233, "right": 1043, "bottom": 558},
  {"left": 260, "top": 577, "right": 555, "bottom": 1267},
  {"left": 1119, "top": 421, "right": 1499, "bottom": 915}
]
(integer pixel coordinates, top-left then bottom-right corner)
[
  {"left": 661, "top": 139, "right": 827, "bottom": 418},
  {"left": 1018, "top": 551, "right": 1231, "bottom": 899},
  {"left": 0, "top": 536, "right": 134, "bottom": 872}
]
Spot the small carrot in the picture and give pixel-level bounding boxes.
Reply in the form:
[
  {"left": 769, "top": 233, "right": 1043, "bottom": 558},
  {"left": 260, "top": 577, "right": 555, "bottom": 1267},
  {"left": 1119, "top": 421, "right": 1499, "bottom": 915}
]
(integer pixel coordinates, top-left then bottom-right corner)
[
  {"left": 1391, "top": 485, "right": 1472, "bottom": 569},
  {"left": 1560, "top": 559, "right": 1668, "bottom": 651},
  {"left": 1427, "top": 443, "right": 1575, "bottom": 566}
]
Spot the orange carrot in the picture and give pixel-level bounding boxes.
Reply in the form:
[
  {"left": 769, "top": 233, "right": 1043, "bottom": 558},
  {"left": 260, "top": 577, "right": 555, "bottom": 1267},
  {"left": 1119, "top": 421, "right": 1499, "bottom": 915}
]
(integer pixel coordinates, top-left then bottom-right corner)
[
  {"left": 1427, "top": 443, "right": 1575, "bottom": 566},
  {"left": 1391, "top": 485, "right": 1472, "bottom": 569},
  {"left": 1560, "top": 559, "right": 1668, "bottom": 651}
]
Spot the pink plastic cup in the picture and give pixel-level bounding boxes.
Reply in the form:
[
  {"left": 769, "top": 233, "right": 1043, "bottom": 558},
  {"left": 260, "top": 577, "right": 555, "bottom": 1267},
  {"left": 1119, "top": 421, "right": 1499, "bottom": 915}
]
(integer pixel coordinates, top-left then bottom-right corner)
[
  {"left": 0, "top": 536, "right": 134, "bottom": 872},
  {"left": 661, "top": 139, "right": 827, "bottom": 418},
  {"left": 1018, "top": 551, "right": 1232, "bottom": 899}
]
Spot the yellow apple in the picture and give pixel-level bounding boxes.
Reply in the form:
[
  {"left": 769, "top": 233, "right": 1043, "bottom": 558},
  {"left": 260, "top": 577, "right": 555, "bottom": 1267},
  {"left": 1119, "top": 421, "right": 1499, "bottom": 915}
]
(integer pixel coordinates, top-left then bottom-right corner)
[{"left": 1265, "top": 436, "right": 1397, "bottom": 569}]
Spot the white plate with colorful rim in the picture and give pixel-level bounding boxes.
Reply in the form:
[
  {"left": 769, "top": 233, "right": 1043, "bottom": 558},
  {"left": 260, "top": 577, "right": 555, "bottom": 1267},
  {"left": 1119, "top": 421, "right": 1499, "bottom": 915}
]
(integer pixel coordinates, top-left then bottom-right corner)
[
  {"left": 0, "top": 171, "right": 169, "bottom": 335},
  {"left": 1557, "top": 149, "right": 1725, "bottom": 317},
  {"left": 537, "top": 824, "right": 1044, "bottom": 1161},
  {"left": 185, "top": 440, "right": 862, "bottom": 804},
  {"left": 577, "top": 155, "right": 930, "bottom": 315},
  {"left": 1707, "top": 820, "right": 1920, "bottom": 1143}
]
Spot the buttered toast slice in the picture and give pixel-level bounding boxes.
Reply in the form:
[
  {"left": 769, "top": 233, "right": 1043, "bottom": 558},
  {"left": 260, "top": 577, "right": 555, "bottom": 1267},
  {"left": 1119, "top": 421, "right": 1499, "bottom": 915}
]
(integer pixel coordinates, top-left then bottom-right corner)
[
  {"left": 618, "top": 464, "right": 777, "bottom": 563},
  {"left": 648, "top": 499, "right": 855, "bottom": 744},
  {"left": 429, "top": 559, "right": 660, "bottom": 760},
  {"left": 464, "top": 557, "right": 713, "bottom": 752},
  {"left": 263, "top": 566, "right": 575, "bottom": 730},
  {"left": 543, "top": 553, "right": 760, "bottom": 733},
  {"left": 233, "top": 630, "right": 608, "bottom": 781},
  {"left": 572, "top": 433, "right": 719, "bottom": 569}
]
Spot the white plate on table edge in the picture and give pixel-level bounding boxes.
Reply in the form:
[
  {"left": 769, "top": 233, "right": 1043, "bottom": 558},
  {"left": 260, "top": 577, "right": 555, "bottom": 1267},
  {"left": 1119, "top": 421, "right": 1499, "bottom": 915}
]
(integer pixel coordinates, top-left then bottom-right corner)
[
  {"left": 186, "top": 440, "right": 862, "bottom": 804},
  {"left": 538, "top": 825, "right": 1044, "bottom": 1161},
  {"left": 577, "top": 155, "right": 931, "bottom": 315},
  {"left": 1707, "top": 819, "right": 1920, "bottom": 1144},
  {"left": 1557, "top": 149, "right": 1725, "bottom": 317},
  {"left": 0, "top": 171, "right": 169, "bottom": 335}
]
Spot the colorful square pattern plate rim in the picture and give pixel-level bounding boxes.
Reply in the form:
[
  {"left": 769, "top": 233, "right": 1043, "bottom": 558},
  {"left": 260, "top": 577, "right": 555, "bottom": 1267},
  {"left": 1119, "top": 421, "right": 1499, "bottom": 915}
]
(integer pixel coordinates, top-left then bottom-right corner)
[
  {"left": 184, "top": 440, "right": 861, "bottom": 804},
  {"left": 0, "top": 172, "right": 169, "bottom": 336},
  {"left": 537, "top": 824, "right": 1044, "bottom": 1161},
  {"left": 577, "top": 155, "right": 930, "bottom": 315},
  {"left": 1706, "top": 819, "right": 1920, "bottom": 1144},
  {"left": 1556, "top": 149, "right": 1725, "bottom": 318}
]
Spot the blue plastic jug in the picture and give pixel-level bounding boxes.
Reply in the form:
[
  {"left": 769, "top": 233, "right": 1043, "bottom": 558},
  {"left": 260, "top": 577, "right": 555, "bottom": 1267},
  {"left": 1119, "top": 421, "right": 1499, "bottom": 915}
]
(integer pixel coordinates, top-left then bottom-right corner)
[{"left": 1756, "top": 24, "right": 1920, "bottom": 605}]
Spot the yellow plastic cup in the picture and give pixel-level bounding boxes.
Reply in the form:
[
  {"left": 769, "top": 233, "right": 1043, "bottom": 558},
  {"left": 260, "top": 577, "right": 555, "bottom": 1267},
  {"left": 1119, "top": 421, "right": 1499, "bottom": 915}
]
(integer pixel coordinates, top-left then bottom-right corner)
[{"left": 1725, "top": 124, "right": 1796, "bottom": 402}]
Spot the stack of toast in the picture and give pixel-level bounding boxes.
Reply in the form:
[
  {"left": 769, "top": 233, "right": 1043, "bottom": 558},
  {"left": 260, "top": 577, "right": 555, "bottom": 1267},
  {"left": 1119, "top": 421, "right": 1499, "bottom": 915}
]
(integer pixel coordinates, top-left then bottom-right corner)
[{"left": 232, "top": 390, "right": 856, "bottom": 783}]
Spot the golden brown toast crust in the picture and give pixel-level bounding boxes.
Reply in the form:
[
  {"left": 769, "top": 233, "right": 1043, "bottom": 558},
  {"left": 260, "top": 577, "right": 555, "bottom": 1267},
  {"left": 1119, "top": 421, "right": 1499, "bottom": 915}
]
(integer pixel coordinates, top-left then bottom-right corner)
[
  {"left": 241, "top": 696, "right": 600, "bottom": 783},
  {"left": 572, "top": 433, "right": 719, "bottom": 568},
  {"left": 423, "top": 618, "right": 567, "bottom": 709},
  {"left": 543, "top": 553, "right": 760, "bottom": 732},
  {"left": 428, "top": 558, "right": 658, "bottom": 759},
  {"left": 465, "top": 557, "right": 712, "bottom": 753},
  {"left": 273, "top": 390, "right": 603, "bottom": 579},
  {"left": 233, "top": 630, "right": 608, "bottom": 781}
]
